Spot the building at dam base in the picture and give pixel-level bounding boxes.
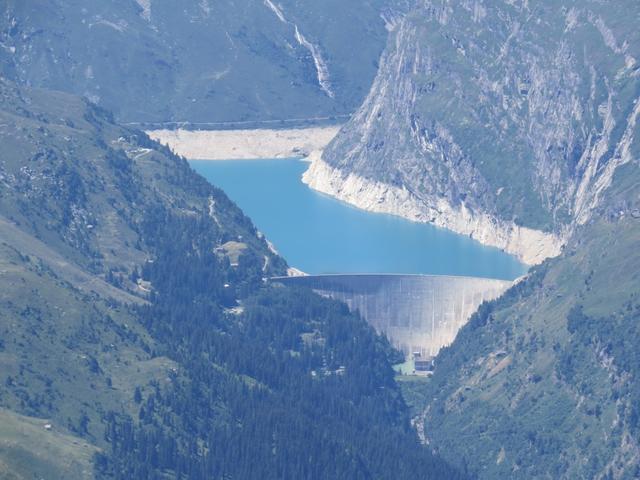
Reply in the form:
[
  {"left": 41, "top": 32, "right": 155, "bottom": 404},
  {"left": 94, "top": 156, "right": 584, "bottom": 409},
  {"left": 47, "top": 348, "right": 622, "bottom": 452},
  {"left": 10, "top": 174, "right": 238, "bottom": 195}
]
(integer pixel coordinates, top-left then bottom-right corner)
[{"left": 272, "top": 274, "right": 513, "bottom": 357}]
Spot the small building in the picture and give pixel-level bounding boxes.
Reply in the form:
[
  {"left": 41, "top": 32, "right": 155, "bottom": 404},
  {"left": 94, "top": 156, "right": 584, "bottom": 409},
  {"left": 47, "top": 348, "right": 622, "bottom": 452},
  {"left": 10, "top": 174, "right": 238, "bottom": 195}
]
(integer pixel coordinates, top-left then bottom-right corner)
[{"left": 414, "top": 355, "right": 434, "bottom": 374}]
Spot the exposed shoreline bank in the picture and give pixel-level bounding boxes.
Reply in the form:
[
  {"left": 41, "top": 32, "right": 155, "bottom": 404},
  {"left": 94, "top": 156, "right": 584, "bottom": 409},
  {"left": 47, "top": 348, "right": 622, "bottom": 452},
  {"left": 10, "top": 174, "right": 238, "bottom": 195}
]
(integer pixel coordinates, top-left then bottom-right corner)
[
  {"left": 147, "top": 126, "right": 340, "bottom": 160},
  {"left": 302, "top": 154, "right": 564, "bottom": 266},
  {"left": 149, "top": 125, "right": 562, "bottom": 265}
]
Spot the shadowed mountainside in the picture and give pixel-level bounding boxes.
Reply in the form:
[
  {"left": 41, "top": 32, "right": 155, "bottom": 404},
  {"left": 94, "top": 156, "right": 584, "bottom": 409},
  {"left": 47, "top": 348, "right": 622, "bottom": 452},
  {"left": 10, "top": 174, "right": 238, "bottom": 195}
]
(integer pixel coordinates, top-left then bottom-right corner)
[{"left": 0, "top": 0, "right": 409, "bottom": 123}]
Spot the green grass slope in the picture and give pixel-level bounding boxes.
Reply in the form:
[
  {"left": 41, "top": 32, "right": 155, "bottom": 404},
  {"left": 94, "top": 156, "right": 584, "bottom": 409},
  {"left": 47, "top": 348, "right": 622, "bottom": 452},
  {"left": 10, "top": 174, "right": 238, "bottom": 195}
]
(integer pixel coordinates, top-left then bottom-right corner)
[
  {"left": 0, "top": 408, "right": 98, "bottom": 480},
  {"left": 407, "top": 156, "right": 640, "bottom": 478}
]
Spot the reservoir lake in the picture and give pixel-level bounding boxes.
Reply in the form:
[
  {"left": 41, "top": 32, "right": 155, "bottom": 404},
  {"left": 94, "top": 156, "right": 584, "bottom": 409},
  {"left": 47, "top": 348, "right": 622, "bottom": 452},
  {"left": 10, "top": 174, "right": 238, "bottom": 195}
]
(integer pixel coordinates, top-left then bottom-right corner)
[{"left": 191, "top": 159, "right": 527, "bottom": 280}]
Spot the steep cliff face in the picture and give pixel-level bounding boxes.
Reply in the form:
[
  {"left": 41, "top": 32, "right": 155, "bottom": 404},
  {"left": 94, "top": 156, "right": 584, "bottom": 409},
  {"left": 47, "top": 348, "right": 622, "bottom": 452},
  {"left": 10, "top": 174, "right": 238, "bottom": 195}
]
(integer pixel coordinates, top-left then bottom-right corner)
[
  {"left": 0, "top": 0, "right": 409, "bottom": 123},
  {"left": 307, "top": 0, "right": 639, "bottom": 263}
]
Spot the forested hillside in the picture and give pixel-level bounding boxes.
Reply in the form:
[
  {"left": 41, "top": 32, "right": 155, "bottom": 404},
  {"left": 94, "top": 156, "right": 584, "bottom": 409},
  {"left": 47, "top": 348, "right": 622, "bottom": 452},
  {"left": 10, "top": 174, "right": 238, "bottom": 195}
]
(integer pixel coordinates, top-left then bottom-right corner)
[
  {"left": 407, "top": 160, "right": 640, "bottom": 478},
  {"left": 0, "top": 79, "right": 462, "bottom": 479}
]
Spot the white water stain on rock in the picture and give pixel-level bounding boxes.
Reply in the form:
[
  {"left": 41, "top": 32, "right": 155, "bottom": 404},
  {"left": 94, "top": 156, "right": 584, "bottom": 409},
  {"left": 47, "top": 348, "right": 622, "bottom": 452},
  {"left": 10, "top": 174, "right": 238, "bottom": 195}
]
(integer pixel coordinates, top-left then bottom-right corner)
[
  {"left": 302, "top": 154, "right": 563, "bottom": 266},
  {"left": 135, "top": 0, "right": 151, "bottom": 21},
  {"left": 316, "top": 2, "right": 639, "bottom": 266},
  {"left": 263, "top": 0, "right": 333, "bottom": 97}
]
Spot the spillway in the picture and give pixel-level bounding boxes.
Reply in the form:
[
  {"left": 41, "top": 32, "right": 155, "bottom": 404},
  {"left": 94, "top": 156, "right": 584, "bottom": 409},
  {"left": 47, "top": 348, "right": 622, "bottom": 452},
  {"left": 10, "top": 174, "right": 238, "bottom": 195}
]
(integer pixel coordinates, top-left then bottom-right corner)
[{"left": 271, "top": 274, "right": 512, "bottom": 356}]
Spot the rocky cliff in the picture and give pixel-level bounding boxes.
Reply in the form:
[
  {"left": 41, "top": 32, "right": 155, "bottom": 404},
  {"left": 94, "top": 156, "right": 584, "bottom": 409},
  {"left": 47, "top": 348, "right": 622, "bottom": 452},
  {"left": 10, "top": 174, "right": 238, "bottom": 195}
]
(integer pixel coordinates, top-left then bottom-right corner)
[{"left": 306, "top": 0, "right": 639, "bottom": 264}]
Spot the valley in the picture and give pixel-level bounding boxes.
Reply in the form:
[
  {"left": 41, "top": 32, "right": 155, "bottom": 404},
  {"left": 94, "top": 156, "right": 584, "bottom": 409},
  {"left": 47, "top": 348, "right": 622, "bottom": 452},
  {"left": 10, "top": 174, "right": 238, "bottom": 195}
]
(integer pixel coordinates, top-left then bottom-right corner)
[
  {"left": 1, "top": 0, "right": 639, "bottom": 479},
  {"left": 189, "top": 155, "right": 526, "bottom": 366},
  {"left": 0, "top": 78, "right": 464, "bottom": 479}
]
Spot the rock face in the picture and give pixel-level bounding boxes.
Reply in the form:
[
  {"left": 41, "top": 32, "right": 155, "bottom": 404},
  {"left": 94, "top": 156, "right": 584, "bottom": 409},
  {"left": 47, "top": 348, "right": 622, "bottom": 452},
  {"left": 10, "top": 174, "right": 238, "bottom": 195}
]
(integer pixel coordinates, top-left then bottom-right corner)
[
  {"left": 0, "top": 0, "right": 409, "bottom": 123},
  {"left": 308, "top": 0, "right": 640, "bottom": 263},
  {"left": 303, "top": 154, "right": 562, "bottom": 264}
]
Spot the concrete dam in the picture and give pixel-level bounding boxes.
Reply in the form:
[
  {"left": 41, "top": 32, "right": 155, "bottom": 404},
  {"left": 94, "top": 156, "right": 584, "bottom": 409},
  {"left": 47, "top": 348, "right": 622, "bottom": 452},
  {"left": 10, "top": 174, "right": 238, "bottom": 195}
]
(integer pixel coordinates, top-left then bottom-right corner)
[{"left": 272, "top": 274, "right": 513, "bottom": 357}]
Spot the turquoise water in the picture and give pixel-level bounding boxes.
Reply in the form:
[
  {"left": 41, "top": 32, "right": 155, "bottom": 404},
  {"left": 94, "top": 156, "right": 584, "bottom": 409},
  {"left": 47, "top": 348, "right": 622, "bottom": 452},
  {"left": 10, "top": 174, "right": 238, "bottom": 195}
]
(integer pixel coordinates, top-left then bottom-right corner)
[{"left": 190, "top": 159, "right": 527, "bottom": 280}]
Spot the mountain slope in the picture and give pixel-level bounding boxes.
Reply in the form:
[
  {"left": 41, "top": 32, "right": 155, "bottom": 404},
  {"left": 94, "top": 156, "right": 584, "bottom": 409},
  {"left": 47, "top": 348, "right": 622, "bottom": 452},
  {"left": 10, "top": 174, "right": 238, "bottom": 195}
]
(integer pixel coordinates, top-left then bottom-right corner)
[
  {"left": 0, "top": 79, "right": 463, "bottom": 479},
  {"left": 305, "top": 0, "right": 640, "bottom": 264},
  {"left": 301, "top": 1, "right": 640, "bottom": 476},
  {"left": 407, "top": 154, "right": 640, "bottom": 478},
  {"left": 0, "top": 0, "right": 409, "bottom": 123}
]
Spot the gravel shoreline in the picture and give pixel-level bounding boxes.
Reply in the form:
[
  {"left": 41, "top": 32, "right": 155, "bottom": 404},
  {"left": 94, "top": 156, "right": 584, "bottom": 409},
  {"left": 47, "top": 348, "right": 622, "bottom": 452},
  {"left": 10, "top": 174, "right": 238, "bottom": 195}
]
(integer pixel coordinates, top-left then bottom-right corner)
[{"left": 147, "top": 126, "right": 341, "bottom": 160}]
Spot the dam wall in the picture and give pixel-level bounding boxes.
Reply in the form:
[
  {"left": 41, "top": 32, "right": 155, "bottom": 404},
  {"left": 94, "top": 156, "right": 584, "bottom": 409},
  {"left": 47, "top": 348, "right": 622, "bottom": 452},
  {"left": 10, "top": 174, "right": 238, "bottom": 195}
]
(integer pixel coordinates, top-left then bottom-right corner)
[{"left": 272, "top": 274, "right": 513, "bottom": 357}]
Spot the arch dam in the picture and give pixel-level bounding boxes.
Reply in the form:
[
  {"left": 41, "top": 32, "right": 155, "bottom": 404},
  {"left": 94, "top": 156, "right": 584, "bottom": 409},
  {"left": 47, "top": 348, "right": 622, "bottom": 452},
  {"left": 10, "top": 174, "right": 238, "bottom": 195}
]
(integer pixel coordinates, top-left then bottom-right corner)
[{"left": 271, "top": 274, "right": 513, "bottom": 357}]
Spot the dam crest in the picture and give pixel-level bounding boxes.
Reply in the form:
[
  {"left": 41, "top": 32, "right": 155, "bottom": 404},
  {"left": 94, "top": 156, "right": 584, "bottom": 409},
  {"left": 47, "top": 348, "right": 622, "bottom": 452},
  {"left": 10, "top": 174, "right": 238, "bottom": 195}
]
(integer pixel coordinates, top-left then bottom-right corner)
[{"left": 272, "top": 274, "right": 513, "bottom": 357}]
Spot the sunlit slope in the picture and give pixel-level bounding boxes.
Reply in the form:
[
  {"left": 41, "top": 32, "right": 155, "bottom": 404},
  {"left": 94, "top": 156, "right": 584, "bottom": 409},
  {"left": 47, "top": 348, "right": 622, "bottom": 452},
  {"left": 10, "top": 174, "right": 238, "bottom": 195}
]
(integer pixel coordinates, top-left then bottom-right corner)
[{"left": 412, "top": 158, "right": 640, "bottom": 478}]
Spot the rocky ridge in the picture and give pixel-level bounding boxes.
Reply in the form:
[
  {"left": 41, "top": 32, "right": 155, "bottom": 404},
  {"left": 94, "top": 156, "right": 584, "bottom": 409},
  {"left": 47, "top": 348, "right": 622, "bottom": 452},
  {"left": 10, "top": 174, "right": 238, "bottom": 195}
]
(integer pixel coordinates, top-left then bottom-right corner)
[{"left": 306, "top": 0, "right": 640, "bottom": 264}]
